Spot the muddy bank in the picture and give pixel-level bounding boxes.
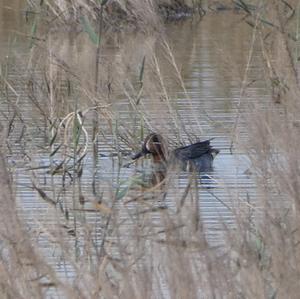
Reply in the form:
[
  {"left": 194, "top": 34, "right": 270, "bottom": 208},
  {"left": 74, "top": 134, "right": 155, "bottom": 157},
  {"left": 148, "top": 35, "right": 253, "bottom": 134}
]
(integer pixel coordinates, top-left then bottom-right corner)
[{"left": 25, "top": 0, "right": 249, "bottom": 38}]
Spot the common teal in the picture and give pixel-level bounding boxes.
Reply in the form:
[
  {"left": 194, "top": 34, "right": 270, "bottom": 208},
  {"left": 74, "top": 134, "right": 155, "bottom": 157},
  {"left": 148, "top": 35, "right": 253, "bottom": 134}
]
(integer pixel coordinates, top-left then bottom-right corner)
[{"left": 132, "top": 133, "right": 219, "bottom": 172}]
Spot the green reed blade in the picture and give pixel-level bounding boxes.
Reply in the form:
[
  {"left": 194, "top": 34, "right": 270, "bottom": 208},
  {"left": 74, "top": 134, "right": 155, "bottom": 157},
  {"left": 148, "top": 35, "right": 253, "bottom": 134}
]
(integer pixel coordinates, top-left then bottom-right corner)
[{"left": 80, "top": 16, "right": 100, "bottom": 45}]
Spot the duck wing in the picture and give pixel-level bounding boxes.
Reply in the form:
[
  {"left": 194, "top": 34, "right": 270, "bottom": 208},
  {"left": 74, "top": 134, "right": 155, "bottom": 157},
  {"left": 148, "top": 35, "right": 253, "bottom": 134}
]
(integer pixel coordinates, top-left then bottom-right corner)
[{"left": 173, "top": 140, "right": 212, "bottom": 160}]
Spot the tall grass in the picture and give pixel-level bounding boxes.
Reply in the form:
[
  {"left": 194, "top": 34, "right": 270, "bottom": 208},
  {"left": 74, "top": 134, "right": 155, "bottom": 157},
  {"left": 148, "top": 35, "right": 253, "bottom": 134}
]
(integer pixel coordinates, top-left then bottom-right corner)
[{"left": 1, "top": 0, "right": 300, "bottom": 298}]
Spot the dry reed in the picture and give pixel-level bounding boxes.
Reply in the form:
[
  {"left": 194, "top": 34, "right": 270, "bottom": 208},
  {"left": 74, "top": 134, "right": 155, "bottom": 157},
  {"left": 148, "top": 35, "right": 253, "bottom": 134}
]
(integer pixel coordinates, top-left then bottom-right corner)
[{"left": 0, "top": 1, "right": 300, "bottom": 298}]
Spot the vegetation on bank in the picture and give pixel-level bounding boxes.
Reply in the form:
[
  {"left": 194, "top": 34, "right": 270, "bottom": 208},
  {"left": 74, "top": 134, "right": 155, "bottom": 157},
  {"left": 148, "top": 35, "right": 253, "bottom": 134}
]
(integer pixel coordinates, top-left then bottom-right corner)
[{"left": 0, "top": 0, "right": 300, "bottom": 298}]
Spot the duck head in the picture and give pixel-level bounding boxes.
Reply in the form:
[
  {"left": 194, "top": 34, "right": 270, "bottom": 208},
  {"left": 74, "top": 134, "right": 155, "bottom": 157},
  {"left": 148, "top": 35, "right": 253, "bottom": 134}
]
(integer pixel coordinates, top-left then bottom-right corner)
[{"left": 132, "top": 133, "right": 168, "bottom": 162}]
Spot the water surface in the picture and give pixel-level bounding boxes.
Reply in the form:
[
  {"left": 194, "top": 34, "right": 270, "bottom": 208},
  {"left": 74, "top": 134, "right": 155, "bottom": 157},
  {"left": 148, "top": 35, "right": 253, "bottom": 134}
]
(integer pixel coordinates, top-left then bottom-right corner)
[{"left": 0, "top": 5, "right": 270, "bottom": 292}]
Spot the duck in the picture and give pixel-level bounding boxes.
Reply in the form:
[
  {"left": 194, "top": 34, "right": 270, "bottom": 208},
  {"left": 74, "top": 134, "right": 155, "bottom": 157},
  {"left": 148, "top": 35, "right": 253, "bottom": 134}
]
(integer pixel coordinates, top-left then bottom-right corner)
[{"left": 132, "top": 133, "right": 219, "bottom": 172}]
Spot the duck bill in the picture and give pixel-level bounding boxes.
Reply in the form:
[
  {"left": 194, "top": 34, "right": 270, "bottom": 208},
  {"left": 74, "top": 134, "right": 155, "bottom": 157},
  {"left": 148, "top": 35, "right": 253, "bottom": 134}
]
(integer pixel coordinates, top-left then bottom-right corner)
[{"left": 131, "top": 150, "right": 145, "bottom": 160}]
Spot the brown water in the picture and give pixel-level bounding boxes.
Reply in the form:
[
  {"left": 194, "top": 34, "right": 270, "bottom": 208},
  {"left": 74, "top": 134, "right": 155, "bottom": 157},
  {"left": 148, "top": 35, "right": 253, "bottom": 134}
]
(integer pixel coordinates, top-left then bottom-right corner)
[{"left": 0, "top": 2, "right": 270, "bottom": 294}]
